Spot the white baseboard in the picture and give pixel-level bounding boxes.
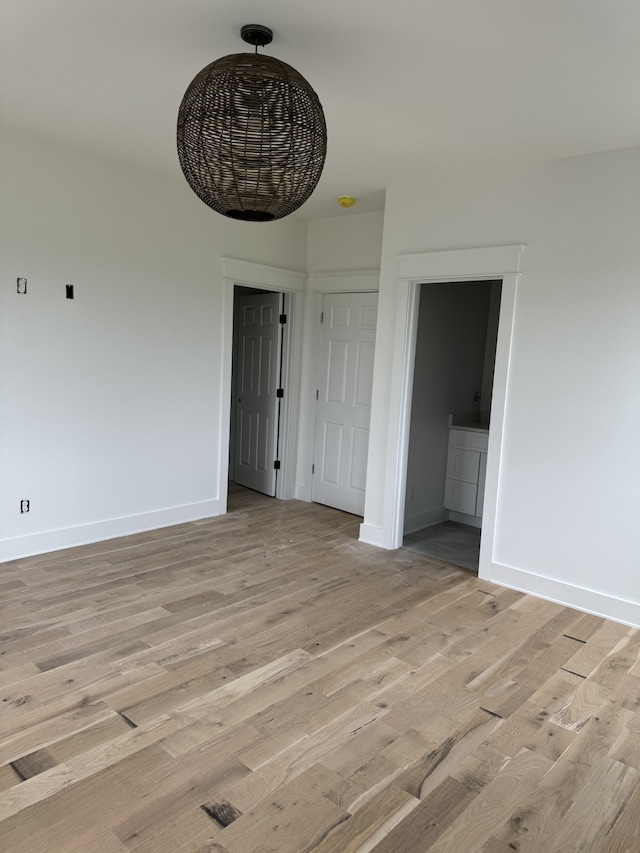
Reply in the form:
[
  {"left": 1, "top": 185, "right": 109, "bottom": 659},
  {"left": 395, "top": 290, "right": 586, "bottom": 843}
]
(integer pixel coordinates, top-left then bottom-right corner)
[
  {"left": 448, "top": 510, "right": 482, "bottom": 529},
  {"left": 403, "top": 506, "right": 448, "bottom": 536},
  {"left": 489, "top": 561, "right": 640, "bottom": 630},
  {"left": 0, "top": 499, "right": 224, "bottom": 563},
  {"left": 294, "top": 484, "right": 312, "bottom": 502},
  {"left": 359, "top": 522, "right": 395, "bottom": 549}
]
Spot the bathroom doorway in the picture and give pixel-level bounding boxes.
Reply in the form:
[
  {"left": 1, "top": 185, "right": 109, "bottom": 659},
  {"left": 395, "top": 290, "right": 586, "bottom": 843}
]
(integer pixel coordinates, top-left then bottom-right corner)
[{"left": 402, "top": 279, "right": 501, "bottom": 571}]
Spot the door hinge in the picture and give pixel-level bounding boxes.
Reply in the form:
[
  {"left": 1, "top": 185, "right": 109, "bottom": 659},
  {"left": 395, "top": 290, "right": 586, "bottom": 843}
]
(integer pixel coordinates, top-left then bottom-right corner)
[
  {"left": 316, "top": 389, "right": 319, "bottom": 400},
  {"left": 320, "top": 311, "right": 324, "bottom": 323},
  {"left": 279, "top": 313, "right": 287, "bottom": 324},
  {"left": 276, "top": 388, "right": 284, "bottom": 399},
  {"left": 312, "top": 464, "right": 315, "bottom": 474},
  {"left": 273, "top": 460, "right": 281, "bottom": 470}
]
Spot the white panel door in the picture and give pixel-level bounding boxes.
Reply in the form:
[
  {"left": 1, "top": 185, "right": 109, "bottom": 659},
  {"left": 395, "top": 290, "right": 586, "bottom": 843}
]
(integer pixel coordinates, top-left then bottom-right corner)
[
  {"left": 234, "top": 292, "right": 280, "bottom": 496},
  {"left": 313, "top": 292, "right": 378, "bottom": 515}
]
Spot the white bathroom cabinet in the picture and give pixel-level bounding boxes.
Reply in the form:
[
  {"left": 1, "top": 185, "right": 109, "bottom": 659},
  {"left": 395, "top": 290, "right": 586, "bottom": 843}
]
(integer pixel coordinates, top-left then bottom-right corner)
[{"left": 444, "top": 426, "right": 489, "bottom": 518}]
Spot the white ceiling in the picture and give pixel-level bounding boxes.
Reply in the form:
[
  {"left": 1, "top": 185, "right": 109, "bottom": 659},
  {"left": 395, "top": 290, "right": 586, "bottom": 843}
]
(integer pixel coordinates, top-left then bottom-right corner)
[{"left": 2, "top": 0, "right": 639, "bottom": 219}]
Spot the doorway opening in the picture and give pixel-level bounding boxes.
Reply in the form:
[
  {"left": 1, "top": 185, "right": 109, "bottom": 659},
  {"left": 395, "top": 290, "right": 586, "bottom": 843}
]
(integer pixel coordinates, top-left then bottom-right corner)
[
  {"left": 229, "top": 285, "right": 289, "bottom": 498},
  {"left": 402, "top": 279, "right": 502, "bottom": 572}
]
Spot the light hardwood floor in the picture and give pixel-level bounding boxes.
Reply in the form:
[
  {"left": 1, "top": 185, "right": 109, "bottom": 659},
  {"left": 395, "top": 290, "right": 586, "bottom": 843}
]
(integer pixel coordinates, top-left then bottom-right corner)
[{"left": 1, "top": 485, "right": 639, "bottom": 852}]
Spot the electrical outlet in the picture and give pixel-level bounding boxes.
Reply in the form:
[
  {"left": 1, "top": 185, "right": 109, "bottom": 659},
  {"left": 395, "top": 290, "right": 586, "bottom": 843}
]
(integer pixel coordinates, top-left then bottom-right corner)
[{"left": 20, "top": 499, "right": 30, "bottom": 513}]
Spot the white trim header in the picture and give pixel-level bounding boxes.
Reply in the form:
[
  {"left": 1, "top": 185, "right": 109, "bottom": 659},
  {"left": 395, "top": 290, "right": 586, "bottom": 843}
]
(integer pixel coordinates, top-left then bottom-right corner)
[
  {"left": 221, "top": 257, "right": 306, "bottom": 292},
  {"left": 397, "top": 244, "right": 526, "bottom": 281}
]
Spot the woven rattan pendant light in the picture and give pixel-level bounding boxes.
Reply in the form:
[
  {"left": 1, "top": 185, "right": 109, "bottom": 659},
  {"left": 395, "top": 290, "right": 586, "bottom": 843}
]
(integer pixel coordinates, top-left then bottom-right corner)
[{"left": 177, "top": 25, "right": 327, "bottom": 221}]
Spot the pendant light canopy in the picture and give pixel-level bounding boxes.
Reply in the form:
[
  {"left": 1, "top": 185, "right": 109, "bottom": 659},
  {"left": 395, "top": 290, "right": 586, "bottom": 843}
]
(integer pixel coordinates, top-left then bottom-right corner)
[{"left": 177, "top": 25, "right": 327, "bottom": 221}]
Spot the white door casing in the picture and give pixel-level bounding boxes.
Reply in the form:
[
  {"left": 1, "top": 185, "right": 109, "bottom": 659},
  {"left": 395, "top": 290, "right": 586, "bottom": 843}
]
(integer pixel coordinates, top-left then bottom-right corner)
[
  {"left": 359, "top": 244, "right": 525, "bottom": 580},
  {"left": 220, "top": 259, "right": 306, "bottom": 508},
  {"left": 313, "top": 292, "right": 378, "bottom": 516},
  {"left": 234, "top": 291, "right": 281, "bottom": 496}
]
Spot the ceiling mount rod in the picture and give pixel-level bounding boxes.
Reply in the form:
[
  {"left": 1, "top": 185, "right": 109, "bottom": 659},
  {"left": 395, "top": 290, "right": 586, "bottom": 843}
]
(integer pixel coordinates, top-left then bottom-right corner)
[{"left": 240, "top": 25, "right": 273, "bottom": 48}]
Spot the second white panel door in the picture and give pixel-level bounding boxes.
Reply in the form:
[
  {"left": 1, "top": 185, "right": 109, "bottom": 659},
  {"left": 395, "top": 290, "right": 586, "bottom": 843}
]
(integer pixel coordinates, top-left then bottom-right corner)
[
  {"left": 313, "top": 291, "right": 378, "bottom": 516},
  {"left": 234, "top": 291, "right": 281, "bottom": 496}
]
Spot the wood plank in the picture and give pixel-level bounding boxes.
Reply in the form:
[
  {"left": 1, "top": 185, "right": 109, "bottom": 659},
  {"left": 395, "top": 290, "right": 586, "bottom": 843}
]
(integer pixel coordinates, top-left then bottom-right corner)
[
  {"left": 369, "top": 776, "right": 477, "bottom": 853},
  {"left": 0, "top": 762, "right": 21, "bottom": 792},
  {"left": 126, "top": 807, "right": 228, "bottom": 853},
  {"left": 0, "top": 763, "right": 78, "bottom": 822},
  {"left": 112, "top": 751, "right": 249, "bottom": 849},
  {"left": 426, "top": 748, "right": 553, "bottom": 853},
  {"left": 476, "top": 754, "right": 597, "bottom": 851},
  {"left": 561, "top": 621, "right": 632, "bottom": 678},
  {"left": 309, "top": 785, "right": 417, "bottom": 853},
  {"left": 546, "top": 758, "right": 639, "bottom": 853},
  {"left": 393, "top": 708, "right": 502, "bottom": 800},
  {"left": 219, "top": 763, "right": 349, "bottom": 853},
  {"left": 599, "top": 782, "right": 640, "bottom": 853}
]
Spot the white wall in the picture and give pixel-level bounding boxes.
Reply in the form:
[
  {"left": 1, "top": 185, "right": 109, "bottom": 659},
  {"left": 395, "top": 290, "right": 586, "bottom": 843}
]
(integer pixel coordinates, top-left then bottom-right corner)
[
  {"left": 0, "top": 130, "right": 306, "bottom": 559},
  {"left": 404, "top": 281, "right": 491, "bottom": 534},
  {"left": 364, "top": 147, "right": 640, "bottom": 627},
  {"left": 306, "top": 210, "right": 384, "bottom": 273}
]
